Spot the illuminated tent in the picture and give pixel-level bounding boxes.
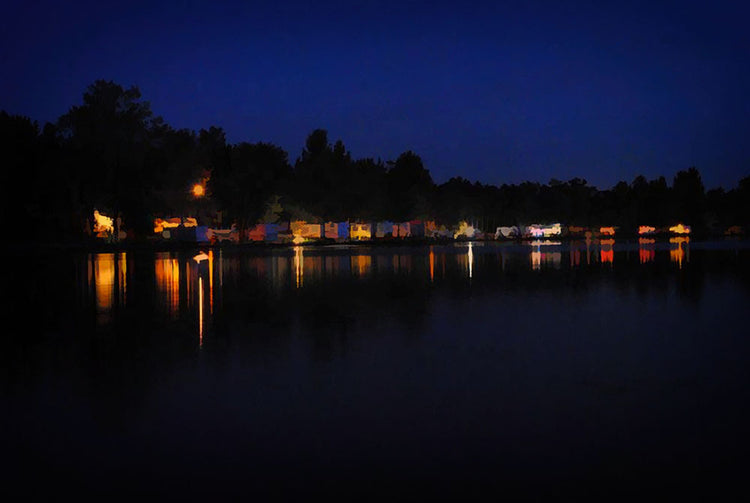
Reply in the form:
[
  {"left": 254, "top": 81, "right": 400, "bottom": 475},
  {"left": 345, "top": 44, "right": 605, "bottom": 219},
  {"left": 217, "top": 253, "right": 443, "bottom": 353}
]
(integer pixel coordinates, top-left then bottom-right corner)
[
  {"left": 206, "top": 225, "right": 239, "bottom": 243},
  {"left": 495, "top": 226, "right": 519, "bottom": 239},
  {"left": 454, "top": 221, "right": 476, "bottom": 239},
  {"left": 424, "top": 221, "right": 438, "bottom": 238},
  {"left": 409, "top": 220, "right": 425, "bottom": 238},
  {"left": 394, "top": 222, "right": 411, "bottom": 238},
  {"left": 324, "top": 222, "right": 349, "bottom": 240},
  {"left": 291, "top": 221, "right": 322, "bottom": 239},
  {"left": 350, "top": 222, "right": 372, "bottom": 240},
  {"left": 324, "top": 222, "right": 339, "bottom": 239},
  {"left": 526, "top": 223, "right": 562, "bottom": 238},
  {"left": 247, "top": 225, "right": 266, "bottom": 241},
  {"left": 669, "top": 223, "right": 691, "bottom": 235},
  {"left": 196, "top": 226, "right": 209, "bottom": 243},
  {"left": 376, "top": 221, "right": 394, "bottom": 238}
]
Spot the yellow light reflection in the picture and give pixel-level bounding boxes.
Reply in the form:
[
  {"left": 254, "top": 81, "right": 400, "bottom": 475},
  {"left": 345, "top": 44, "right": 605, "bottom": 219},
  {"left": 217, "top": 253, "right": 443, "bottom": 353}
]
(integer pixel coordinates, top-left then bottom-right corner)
[
  {"left": 670, "top": 236, "right": 690, "bottom": 268},
  {"left": 531, "top": 249, "right": 541, "bottom": 270},
  {"left": 155, "top": 254, "right": 180, "bottom": 317},
  {"left": 198, "top": 276, "right": 204, "bottom": 347},
  {"left": 351, "top": 255, "right": 372, "bottom": 276},
  {"left": 94, "top": 253, "right": 115, "bottom": 315},
  {"left": 530, "top": 241, "right": 562, "bottom": 269},
  {"left": 467, "top": 242, "right": 474, "bottom": 278},
  {"left": 294, "top": 246, "right": 304, "bottom": 288},
  {"left": 118, "top": 253, "right": 127, "bottom": 305}
]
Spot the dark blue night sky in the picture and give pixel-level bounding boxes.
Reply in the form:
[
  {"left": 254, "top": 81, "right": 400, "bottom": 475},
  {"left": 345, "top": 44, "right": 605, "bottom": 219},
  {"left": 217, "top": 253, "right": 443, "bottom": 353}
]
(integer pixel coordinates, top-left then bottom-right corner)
[{"left": 2, "top": 0, "right": 748, "bottom": 189}]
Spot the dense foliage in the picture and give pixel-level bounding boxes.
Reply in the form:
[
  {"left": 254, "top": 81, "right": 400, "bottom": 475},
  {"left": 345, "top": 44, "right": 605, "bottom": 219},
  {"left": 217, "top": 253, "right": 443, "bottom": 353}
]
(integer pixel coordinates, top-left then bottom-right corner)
[{"left": 2, "top": 80, "right": 748, "bottom": 242}]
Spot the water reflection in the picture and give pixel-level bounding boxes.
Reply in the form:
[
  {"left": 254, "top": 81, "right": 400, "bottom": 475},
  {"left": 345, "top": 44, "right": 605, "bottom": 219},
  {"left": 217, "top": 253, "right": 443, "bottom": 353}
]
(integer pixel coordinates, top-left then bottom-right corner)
[
  {"left": 639, "top": 238, "right": 656, "bottom": 264},
  {"left": 670, "top": 237, "right": 690, "bottom": 268},
  {"left": 468, "top": 242, "right": 474, "bottom": 278},
  {"left": 569, "top": 242, "right": 583, "bottom": 268},
  {"left": 393, "top": 253, "right": 413, "bottom": 275},
  {"left": 530, "top": 241, "right": 562, "bottom": 270},
  {"left": 76, "top": 239, "right": 742, "bottom": 355},
  {"left": 81, "top": 240, "right": 719, "bottom": 333},
  {"left": 198, "top": 276, "right": 204, "bottom": 347},
  {"left": 15, "top": 242, "right": 750, "bottom": 501},
  {"left": 155, "top": 253, "right": 180, "bottom": 318},
  {"left": 294, "top": 246, "right": 303, "bottom": 288},
  {"left": 429, "top": 247, "right": 435, "bottom": 282},
  {"left": 600, "top": 239, "right": 615, "bottom": 265},
  {"left": 351, "top": 255, "right": 372, "bottom": 277},
  {"left": 88, "top": 252, "right": 127, "bottom": 323},
  {"left": 454, "top": 243, "right": 475, "bottom": 278}
]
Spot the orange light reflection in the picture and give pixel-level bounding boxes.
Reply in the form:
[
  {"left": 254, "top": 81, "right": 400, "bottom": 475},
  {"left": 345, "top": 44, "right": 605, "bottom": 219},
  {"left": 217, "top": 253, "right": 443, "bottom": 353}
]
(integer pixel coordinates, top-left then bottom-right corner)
[
  {"left": 670, "top": 237, "right": 690, "bottom": 268},
  {"left": 638, "top": 238, "right": 655, "bottom": 264},
  {"left": 600, "top": 238, "right": 614, "bottom": 264}
]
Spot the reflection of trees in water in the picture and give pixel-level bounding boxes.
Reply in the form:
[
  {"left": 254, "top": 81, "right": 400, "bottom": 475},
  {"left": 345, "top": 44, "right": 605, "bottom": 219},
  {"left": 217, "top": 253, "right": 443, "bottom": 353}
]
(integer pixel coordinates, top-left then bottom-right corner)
[
  {"left": 6, "top": 252, "right": 204, "bottom": 432},
  {"left": 8, "top": 245, "right": 749, "bottom": 429},
  {"left": 215, "top": 263, "right": 435, "bottom": 361}
]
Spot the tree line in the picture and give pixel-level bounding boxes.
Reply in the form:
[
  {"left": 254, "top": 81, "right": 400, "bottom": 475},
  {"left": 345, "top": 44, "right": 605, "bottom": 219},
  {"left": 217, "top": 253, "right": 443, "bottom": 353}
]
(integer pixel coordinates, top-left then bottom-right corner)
[{"left": 2, "top": 80, "right": 748, "bottom": 243}]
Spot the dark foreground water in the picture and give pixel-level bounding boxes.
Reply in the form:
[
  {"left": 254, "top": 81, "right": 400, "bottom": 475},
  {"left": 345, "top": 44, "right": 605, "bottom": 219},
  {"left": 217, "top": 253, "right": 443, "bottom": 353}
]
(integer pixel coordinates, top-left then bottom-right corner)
[{"left": 4, "top": 239, "right": 750, "bottom": 499}]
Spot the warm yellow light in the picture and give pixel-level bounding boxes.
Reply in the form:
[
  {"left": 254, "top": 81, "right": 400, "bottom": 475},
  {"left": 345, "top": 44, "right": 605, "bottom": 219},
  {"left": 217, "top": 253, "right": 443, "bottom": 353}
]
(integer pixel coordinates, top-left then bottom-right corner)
[
  {"left": 669, "top": 223, "right": 691, "bottom": 234},
  {"left": 155, "top": 255, "right": 180, "bottom": 318},
  {"left": 94, "top": 253, "right": 115, "bottom": 314},
  {"left": 198, "top": 276, "right": 204, "bottom": 347},
  {"left": 93, "top": 210, "right": 114, "bottom": 236},
  {"left": 350, "top": 223, "right": 372, "bottom": 240},
  {"left": 467, "top": 242, "right": 474, "bottom": 278},
  {"left": 600, "top": 227, "right": 616, "bottom": 236},
  {"left": 294, "top": 246, "right": 304, "bottom": 288},
  {"left": 638, "top": 225, "right": 656, "bottom": 235},
  {"left": 192, "top": 184, "right": 205, "bottom": 197},
  {"left": 454, "top": 221, "right": 475, "bottom": 239},
  {"left": 154, "top": 218, "right": 181, "bottom": 233}
]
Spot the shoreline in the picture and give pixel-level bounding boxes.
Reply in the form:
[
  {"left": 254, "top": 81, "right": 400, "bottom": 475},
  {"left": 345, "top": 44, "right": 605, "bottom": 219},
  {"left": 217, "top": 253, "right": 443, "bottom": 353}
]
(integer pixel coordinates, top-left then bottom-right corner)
[{"left": 9, "top": 234, "right": 749, "bottom": 255}]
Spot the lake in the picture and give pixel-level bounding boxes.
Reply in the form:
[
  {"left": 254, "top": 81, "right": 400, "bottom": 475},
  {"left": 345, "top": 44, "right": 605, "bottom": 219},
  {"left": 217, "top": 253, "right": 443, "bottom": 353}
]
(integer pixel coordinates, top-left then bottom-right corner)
[{"left": 4, "top": 239, "right": 750, "bottom": 499}]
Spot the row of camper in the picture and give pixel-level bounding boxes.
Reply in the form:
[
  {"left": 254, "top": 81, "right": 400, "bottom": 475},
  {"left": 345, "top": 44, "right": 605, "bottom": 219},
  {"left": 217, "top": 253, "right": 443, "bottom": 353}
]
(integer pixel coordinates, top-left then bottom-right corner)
[
  {"left": 154, "top": 219, "right": 477, "bottom": 243},
  {"left": 494, "top": 223, "right": 695, "bottom": 239},
  {"left": 153, "top": 217, "right": 697, "bottom": 244}
]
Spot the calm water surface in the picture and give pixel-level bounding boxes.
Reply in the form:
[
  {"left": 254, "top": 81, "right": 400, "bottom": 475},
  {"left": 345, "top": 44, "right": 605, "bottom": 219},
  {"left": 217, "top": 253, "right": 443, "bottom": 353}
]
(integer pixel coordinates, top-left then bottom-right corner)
[{"left": 4, "top": 240, "right": 750, "bottom": 499}]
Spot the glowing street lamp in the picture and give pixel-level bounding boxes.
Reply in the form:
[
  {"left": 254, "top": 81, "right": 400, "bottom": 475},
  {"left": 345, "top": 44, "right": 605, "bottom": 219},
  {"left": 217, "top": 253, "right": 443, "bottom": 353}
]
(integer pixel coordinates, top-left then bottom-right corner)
[{"left": 192, "top": 183, "right": 205, "bottom": 198}]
